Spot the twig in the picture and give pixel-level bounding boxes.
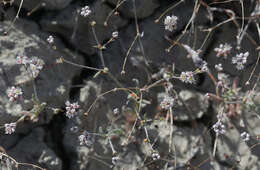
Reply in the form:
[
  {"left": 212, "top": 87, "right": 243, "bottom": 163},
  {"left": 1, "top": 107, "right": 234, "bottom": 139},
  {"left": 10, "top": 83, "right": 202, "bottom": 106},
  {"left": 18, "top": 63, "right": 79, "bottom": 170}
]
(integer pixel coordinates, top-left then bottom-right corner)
[
  {"left": 121, "top": 33, "right": 139, "bottom": 74},
  {"left": 6, "top": 0, "right": 23, "bottom": 33},
  {"left": 154, "top": 0, "right": 184, "bottom": 23},
  {"left": 104, "top": 0, "right": 128, "bottom": 26}
]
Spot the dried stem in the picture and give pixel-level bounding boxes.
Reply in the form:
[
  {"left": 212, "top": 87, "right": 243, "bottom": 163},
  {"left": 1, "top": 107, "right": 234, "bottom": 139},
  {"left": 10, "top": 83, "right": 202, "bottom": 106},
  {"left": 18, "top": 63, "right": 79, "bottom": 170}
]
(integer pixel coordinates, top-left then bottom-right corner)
[
  {"left": 0, "top": 152, "right": 45, "bottom": 170},
  {"left": 104, "top": 0, "right": 128, "bottom": 26},
  {"left": 61, "top": 57, "right": 103, "bottom": 71},
  {"left": 154, "top": 0, "right": 184, "bottom": 23},
  {"left": 121, "top": 33, "right": 139, "bottom": 74},
  {"left": 6, "top": 0, "right": 23, "bottom": 33}
]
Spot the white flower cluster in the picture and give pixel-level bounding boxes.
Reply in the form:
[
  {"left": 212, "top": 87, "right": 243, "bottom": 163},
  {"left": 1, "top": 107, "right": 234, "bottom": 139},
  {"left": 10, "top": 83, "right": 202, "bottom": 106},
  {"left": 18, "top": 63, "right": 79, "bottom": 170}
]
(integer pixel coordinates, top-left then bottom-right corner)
[
  {"left": 80, "top": 6, "right": 91, "bottom": 17},
  {"left": 214, "top": 43, "right": 232, "bottom": 58},
  {"left": 4, "top": 122, "right": 16, "bottom": 134},
  {"left": 65, "top": 101, "right": 80, "bottom": 118},
  {"left": 201, "top": 62, "right": 208, "bottom": 72},
  {"left": 215, "top": 63, "right": 223, "bottom": 71},
  {"left": 29, "top": 57, "right": 45, "bottom": 78},
  {"left": 160, "top": 96, "right": 174, "bottom": 110},
  {"left": 179, "top": 71, "right": 195, "bottom": 84},
  {"left": 112, "top": 156, "right": 120, "bottom": 166},
  {"left": 112, "top": 31, "right": 118, "bottom": 39},
  {"left": 47, "top": 35, "right": 54, "bottom": 44},
  {"left": 232, "top": 52, "right": 249, "bottom": 70},
  {"left": 78, "top": 131, "right": 92, "bottom": 146},
  {"left": 240, "top": 131, "right": 250, "bottom": 141},
  {"left": 164, "top": 15, "right": 178, "bottom": 31},
  {"left": 213, "top": 121, "right": 225, "bottom": 135},
  {"left": 113, "top": 108, "right": 119, "bottom": 115},
  {"left": 70, "top": 126, "right": 79, "bottom": 133},
  {"left": 152, "top": 152, "right": 160, "bottom": 160},
  {"left": 16, "top": 55, "right": 28, "bottom": 65},
  {"left": 16, "top": 55, "right": 45, "bottom": 78},
  {"left": 7, "top": 86, "right": 23, "bottom": 102}
]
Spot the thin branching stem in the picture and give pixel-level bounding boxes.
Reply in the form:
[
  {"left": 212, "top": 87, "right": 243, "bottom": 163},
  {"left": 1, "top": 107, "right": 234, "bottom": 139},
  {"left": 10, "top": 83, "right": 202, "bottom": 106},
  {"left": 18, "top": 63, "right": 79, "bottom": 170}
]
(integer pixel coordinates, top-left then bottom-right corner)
[
  {"left": 104, "top": 0, "right": 128, "bottom": 26},
  {"left": 6, "top": 0, "right": 23, "bottom": 33},
  {"left": 62, "top": 58, "right": 103, "bottom": 71},
  {"left": 154, "top": 0, "right": 184, "bottom": 23},
  {"left": 121, "top": 33, "right": 139, "bottom": 74}
]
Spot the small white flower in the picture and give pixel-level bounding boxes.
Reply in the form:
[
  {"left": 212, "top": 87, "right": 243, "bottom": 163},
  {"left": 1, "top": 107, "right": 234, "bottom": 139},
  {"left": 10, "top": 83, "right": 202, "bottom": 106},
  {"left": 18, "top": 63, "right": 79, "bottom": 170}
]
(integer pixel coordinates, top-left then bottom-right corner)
[
  {"left": 47, "top": 35, "right": 54, "bottom": 44},
  {"left": 164, "top": 15, "right": 178, "bottom": 31},
  {"left": 30, "top": 64, "right": 40, "bottom": 78},
  {"left": 140, "top": 31, "right": 144, "bottom": 37},
  {"left": 201, "top": 62, "right": 208, "bottom": 72},
  {"left": 70, "top": 126, "right": 79, "bottom": 133},
  {"left": 80, "top": 6, "right": 91, "bottom": 17},
  {"left": 7, "top": 86, "right": 23, "bottom": 102},
  {"left": 65, "top": 101, "right": 80, "bottom": 118},
  {"left": 5, "top": 122, "right": 16, "bottom": 134},
  {"left": 214, "top": 43, "right": 232, "bottom": 58},
  {"left": 78, "top": 131, "right": 92, "bottom": 146},
  {"left": 215, "top": 63, "right": 223, "bottom": 71},
  {"left": 113, "top": 108, "right": 119, "bottom": 115},
  {"left": 112, "top": 31, "right": 118, "bottom": 38},
  {"left": 152, "top": 152, "right": 160, "bottom": 160},
  {"left": 112, "top": 156, "right": 120, "bottom": 165},
  {"left": 232, "top": 52, "right": 249, "bottom": 70},
  {"left": 241, "top": 131, "right": 250, "bottom": 141},
  {"left": 78, "top": 134, "right": 86, "bottom": 145}
]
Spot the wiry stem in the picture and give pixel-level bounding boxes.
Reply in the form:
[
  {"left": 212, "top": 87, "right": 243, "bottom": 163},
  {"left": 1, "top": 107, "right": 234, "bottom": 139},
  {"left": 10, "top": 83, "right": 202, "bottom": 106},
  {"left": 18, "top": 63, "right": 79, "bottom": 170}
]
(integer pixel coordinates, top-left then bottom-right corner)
[
  {"left": 6, "top": 0, "right": 23, "bottom": 33},
  {"left": 154, "top": 0, "right": 184, "bottom": 23},
  {"left": 121, "top": 33, "right": 139, "bottom": 74}
]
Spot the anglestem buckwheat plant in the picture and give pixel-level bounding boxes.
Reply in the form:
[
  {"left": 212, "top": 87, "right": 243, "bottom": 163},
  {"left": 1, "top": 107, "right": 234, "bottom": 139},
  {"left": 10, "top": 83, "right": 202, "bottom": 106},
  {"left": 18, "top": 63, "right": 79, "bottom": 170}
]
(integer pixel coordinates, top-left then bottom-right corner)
[{"left": 2, "top": 0, "right": 260, "bottom": 169}]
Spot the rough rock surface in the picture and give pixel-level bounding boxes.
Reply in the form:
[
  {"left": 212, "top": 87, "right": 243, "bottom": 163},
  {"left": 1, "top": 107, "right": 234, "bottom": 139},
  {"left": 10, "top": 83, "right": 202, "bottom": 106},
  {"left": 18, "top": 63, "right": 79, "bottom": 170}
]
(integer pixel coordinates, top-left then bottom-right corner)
[{"left": 8, "top": 128, "right": 62, "bottom": 170}]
